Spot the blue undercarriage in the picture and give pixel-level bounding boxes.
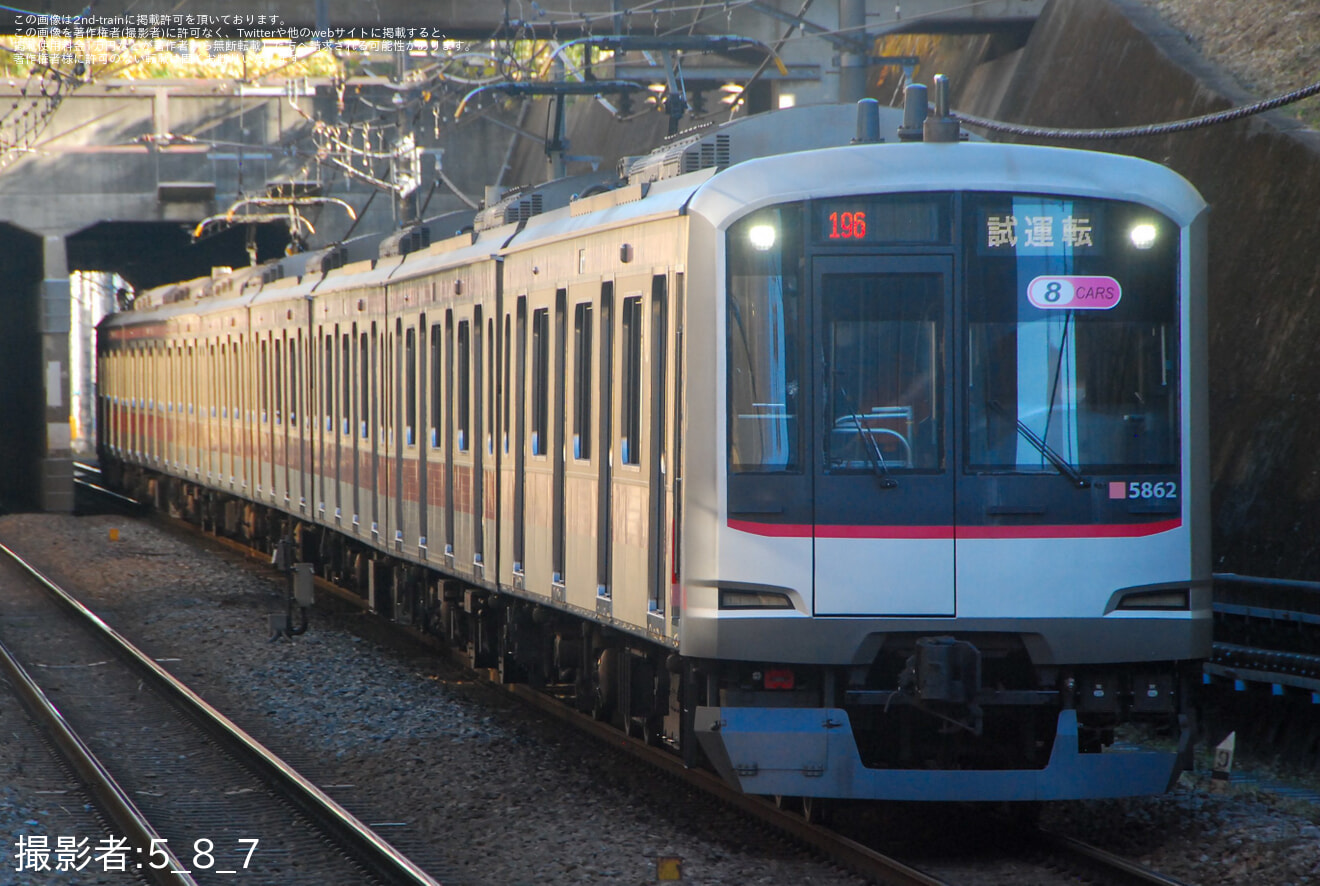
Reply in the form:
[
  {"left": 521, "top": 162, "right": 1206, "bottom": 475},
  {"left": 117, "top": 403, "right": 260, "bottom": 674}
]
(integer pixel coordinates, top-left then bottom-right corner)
[{"left": 694, "top": 707, "right": 1181, "bottom": 802}]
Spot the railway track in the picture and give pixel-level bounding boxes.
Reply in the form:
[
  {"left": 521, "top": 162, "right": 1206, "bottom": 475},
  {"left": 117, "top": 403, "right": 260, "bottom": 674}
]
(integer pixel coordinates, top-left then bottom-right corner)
[
  {"left": 0, "top": 540, "right": 441, "bottom": 886},
  {"left": 72, "top": 460, "right": 147, "bottom": 516}
]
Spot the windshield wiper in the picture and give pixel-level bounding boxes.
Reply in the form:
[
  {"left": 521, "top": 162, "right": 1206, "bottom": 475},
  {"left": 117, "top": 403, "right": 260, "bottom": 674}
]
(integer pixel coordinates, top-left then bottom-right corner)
[
  {"left": 989, "top": 400, "right": 1089, "bottom": 489},
  {"left": 834, "top": 376, "right": 898, "bottom": 489}
]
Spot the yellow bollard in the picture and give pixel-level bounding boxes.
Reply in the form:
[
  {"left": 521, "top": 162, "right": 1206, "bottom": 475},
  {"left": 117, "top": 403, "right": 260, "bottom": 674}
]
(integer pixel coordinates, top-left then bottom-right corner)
[{"left": 109, "top": 528, "right": 120, "bottom": 542}]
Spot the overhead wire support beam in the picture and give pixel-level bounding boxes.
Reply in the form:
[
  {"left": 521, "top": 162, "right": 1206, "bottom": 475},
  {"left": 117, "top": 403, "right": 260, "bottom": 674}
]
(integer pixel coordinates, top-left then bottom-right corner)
[
  {"left": 455, "top": 79, "right": 648, "bottom": 119},
  {"left": 548, "top": 33, "right": 789, "bottom": 76},
  {"left": 743, "top": 0, "right": 870, "bottom": 54}
]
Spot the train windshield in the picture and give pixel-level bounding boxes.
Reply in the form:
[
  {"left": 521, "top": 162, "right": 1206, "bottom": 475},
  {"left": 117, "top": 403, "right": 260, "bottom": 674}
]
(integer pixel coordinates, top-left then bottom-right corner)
[
  {"left": 727, "top": 205, "right": 805, "bottom": 473},
  {"left": 724, "top": 194, "right": 1180, "bottom": 481},
  {"left": 964, "top": 195, "right": 1180, "bottom": 473}
]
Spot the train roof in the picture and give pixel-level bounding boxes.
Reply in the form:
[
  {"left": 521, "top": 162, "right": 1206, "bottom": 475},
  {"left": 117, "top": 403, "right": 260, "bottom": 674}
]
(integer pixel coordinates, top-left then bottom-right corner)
[
  {"left": 104, "top": 101, "right": 1206, "bottom": 329},
  {"left": 687, "top": 140, "right": 1208, "bottom": 228}
]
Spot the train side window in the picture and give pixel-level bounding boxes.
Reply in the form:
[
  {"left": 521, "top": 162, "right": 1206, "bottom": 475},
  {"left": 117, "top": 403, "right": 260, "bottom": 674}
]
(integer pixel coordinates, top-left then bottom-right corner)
[
  {"left": 502, "top": 314, "right": 511, "bottom": 453},
  {"left": 219, "top": 343, "right": 227, "bottom": 420},
  {"left": 225, "top": 342, "right": 232, "bottom": 422},
  {"left": 406, "top": 325, "right": 417, "bottom": 446},
  {"left": 274, "top": 340, "right": 282, "bottom": 425},
  {"left": 325, "top": 333, "right": 334, "bottom": 432},
  {"left": 264, "top": 340, "right": 271, "bottom": 422},
  {"left": 383, "top": 329, "right": 392, "bottom": 445},
  {"left": 290, "top": 337, "right": 300, "bottom": 428},
  {"left": 430, "top": 323, "right": 442, "bottom": 448},
  {"left": 486, "top": 317, "right": 495, "bottom": 455},
  {"left": 232, "top": 344, "right": 240, "bottom": 425},
  {"left": 371, "top": 326, "right": 380, "bottom": 444},
  {"left": 359, "top": 333, "right": 369, "bottom": 438},
  {"left": 531, "top": 307, "right": 549, "bottom": 457},
  {"left": 573, "top": 302, "right": 592, "bottom": 460},
  {"left": 341, "top": 334, "right": 351, "bottom": 435},
  {"left": 620, "top": 295, "right": 643, "bottom": 466},
  {"left": 208, "top": 344, "right": 217, "bottom": 419},
  {"left": 457, "top": 319, "right": 470, "bottom": 452}
]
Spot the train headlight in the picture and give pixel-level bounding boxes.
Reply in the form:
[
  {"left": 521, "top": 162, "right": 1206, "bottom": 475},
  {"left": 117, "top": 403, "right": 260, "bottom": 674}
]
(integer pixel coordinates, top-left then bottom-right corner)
[
  {"left": 719, "top": 589, "right": 793, "bottom": 610},
  {"left": 1115, "top": 588, "right": 1188, "bottom": 611},
  {"left": 1129, "top": 223, "right": 1158, "bottom": 250},
  {"left": 748, "top": 224, "right": 777, "bottom": 252}
]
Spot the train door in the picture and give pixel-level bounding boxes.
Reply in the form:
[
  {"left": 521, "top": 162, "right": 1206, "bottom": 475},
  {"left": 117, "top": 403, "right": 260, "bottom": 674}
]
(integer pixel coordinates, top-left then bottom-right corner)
[
  {"left": 369, "top": 322, "right": 379, "bottom": 539},
  {"left": 427, "top": 318, "right": 444, "bottom": 555},
  {"left": 551, "top": 290, "right": 566, "bottom": 595},
  {"left": 474, "top": 305, "right": 486, "bottom": 574},
  {"left": 258, "top": 338, "right": 268, "bottom": 498},
  {"left": 525, "top": 300, "right": 552, "bottom": 589},
  {"left": 340, "top": 329, "right": 351, "bottom": 527},
  {"left": 810, "top": 255, "right": 955, "bottom": 616},
  {"left": 645, "top": 275, "right": 669, "bottom": 633},
  {"left": 511, "top": 299, "right": 526, "bottom": 583},
  {"left": 321, "top": 330, "right": 333, "bottom": 522},
  {"left": 444, "top": 311, "right": 456, "bottom": 560},
  {"left": 498, "top": 309, "right": 515, "bottom": 587},
  {"left": 237, "top": 340, "right": 249, "bottom": 494},
  {"left": 482, "top": 309, "right": 498, "bottom": 580},
  {"left": 355, "top": 327, "right": 368, "bottom": 532},
  {"left": 394, "top": 317, "right": 406, "bottom": 549},
  {"left": 563, "top": 285, "right": 598, "bottom": 611},
  {"left": 380, "top": 322, "right": 393, "bottom": 544},
  {"left": 595, "top": 284, "right": 614, "bottom": 604},
  {"left": 667, "top": 274, "right": 686, "bottom": 631},
  {"left": 295, "top": 330, "right": 307, "bottom": 514},
  {"left": 222, "top": 339, "right": 230, "bottom": 486},
  {"left": 416, "top": 313, "right": 428, "bottom": 556}
]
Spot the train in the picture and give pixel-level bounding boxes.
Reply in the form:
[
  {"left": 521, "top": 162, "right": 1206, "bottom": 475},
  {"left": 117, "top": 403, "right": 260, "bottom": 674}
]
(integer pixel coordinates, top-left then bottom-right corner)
[{"left": 97, "top": 91, "right": 1212, "bottom": 806}]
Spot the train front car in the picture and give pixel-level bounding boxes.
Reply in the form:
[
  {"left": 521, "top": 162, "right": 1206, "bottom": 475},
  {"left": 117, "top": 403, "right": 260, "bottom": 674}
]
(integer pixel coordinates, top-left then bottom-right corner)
[{"left": 681, "top": 140, "right": 1210, "bottom": 803}]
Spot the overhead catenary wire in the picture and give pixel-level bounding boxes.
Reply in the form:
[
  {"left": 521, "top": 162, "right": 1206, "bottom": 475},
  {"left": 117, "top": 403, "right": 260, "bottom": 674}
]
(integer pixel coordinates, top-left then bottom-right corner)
[{"left": 955, "top": 79, "right": 1320, "bottom": 140}]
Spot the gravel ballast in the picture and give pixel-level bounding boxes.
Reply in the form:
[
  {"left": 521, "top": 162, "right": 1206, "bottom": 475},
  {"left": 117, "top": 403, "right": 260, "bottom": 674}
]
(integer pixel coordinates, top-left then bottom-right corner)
[
  {"left": 0, "top": 514, "right": 871, "bottom": 886},
  {"left": 0, "top": 513, "right": 1318, "bottom": 884}
]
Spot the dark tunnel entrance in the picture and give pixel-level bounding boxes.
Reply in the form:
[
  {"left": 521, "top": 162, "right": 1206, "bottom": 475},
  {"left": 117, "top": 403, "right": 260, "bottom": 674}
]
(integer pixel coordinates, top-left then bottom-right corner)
[
  {"left": 0, "top": 223, "right": 45, "bottom": 512},
  {"left": 0, "top": 219, "right": 290, "bottom": 513}
]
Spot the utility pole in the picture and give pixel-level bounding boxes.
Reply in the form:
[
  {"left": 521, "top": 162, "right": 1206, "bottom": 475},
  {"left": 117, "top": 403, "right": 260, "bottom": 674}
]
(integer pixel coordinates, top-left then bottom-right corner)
[{"left": 838, "top": 0, "right": 868, "bottom": 103}]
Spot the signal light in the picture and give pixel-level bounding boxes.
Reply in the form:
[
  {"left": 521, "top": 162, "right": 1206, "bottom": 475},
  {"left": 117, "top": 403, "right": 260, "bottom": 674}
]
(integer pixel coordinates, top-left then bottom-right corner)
[{"left": 764, "top": 668, "right": 795, "bottom": 690}]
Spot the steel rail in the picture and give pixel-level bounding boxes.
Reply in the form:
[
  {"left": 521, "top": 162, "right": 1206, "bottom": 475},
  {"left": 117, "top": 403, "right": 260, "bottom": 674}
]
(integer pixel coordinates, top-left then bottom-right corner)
[
  {"left": 0, "top": 636, "right": 197, "bottom": 885},
  {"left": 0, "top": 541, "right": 444, "bottom": 886},
  {"left": 1033, "top": 829, "right": 1194, "bottom": 886},
  {"left": 498, "top": 682, "right": 949, "bottom": 886}
]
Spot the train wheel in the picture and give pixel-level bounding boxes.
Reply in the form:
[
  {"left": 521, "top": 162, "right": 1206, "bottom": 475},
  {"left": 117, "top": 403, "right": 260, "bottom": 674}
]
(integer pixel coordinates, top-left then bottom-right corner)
[
  {"left": 1004, "top": 801, "right": 1042, "bottom": 828},
  {"left": 593, "top": 648, "right": 618, "bottom": 722},
  {"left": 641, "top": 714, "right": 665, "bottom": 748},
  {"left": 801, "top": 796, "right": 829, "bottom": 825}
]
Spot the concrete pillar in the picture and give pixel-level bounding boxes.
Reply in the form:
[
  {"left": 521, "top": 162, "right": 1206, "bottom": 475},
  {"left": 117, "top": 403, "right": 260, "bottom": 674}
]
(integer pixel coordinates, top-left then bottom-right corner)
[
  {"left": 40, "top": 233, "right": 74, "bottom": 513},
  {"left": 839, "top": 0, "right": 868, "bottom": 103}
]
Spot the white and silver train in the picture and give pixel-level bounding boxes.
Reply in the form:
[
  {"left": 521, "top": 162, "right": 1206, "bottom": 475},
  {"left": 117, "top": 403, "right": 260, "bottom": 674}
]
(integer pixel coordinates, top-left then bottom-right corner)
[{"left": 98, "top": 96, "right": 1211, "bottom": 804}]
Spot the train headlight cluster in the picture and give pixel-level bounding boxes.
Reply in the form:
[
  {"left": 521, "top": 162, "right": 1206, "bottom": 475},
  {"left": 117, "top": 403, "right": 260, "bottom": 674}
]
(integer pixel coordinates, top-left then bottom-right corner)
[
  {"left": 1129, "top": 222, "right": 1158, "bottom": 250},
  {"left": 748, "top": 224, "right": 777, "bottom": 251}
]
